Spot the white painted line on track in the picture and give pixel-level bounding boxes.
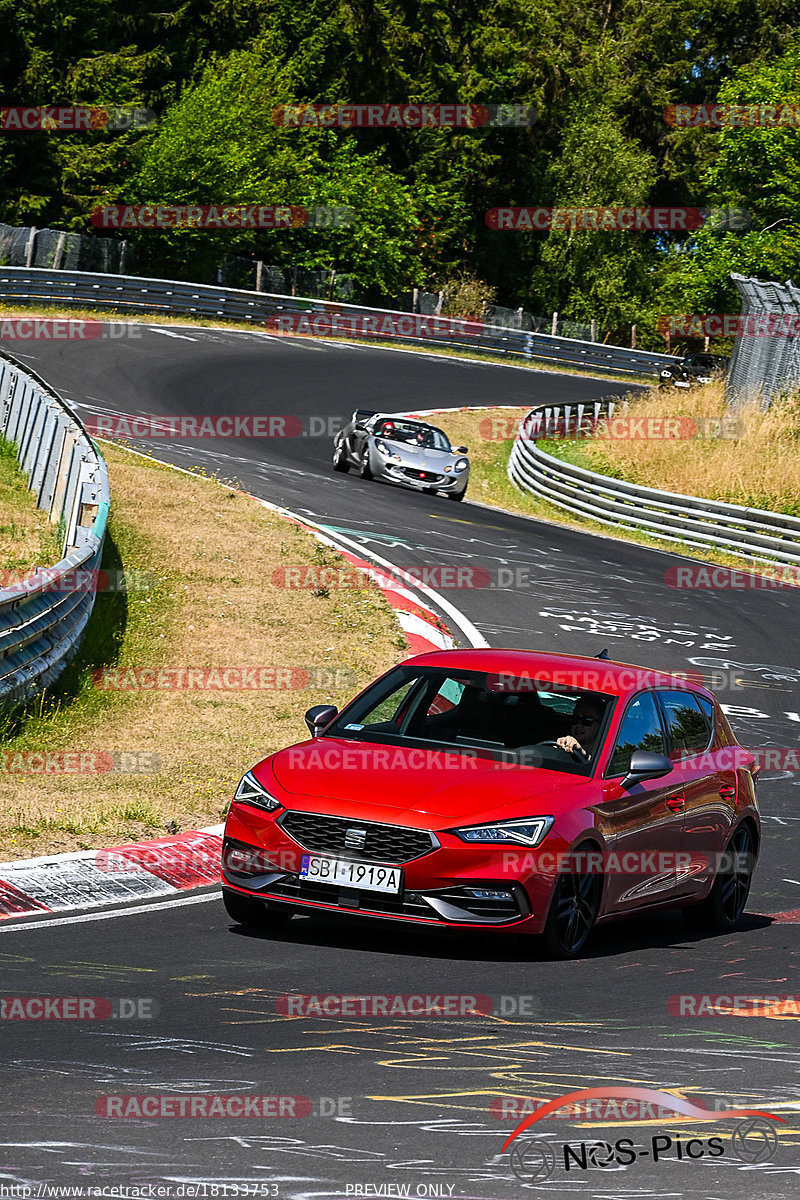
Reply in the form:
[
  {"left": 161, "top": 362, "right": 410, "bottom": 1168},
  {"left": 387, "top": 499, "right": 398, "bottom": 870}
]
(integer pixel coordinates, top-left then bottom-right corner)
[
  {"left": 146, "top": 326, "right": 198, "bottom": 341},
  {"left": 0, "top": 890, "right": 220, "bottom": 933}
]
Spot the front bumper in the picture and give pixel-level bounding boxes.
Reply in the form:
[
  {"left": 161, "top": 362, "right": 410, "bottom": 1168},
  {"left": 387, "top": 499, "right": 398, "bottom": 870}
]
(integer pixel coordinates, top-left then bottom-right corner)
[
  {"left": 373, "top": 459, "right": 469, "bottom": 493},
  {"left": 222, "top": 804, "right": 553, "bottom": 934}
]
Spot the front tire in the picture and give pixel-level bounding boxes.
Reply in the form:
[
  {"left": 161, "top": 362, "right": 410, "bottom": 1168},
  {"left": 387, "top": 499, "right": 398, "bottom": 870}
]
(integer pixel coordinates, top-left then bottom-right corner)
[
  {"left": 682, "top": 823, "right": 755, "bottom": 932},
  {"left": 332, "top": 442, "right": 350, "bottom": 473},
  {"left": 541, "top": 856, "right": 602, "bottom": 959},
  {"left": 222, "top": 886, "right": 292, "bottom": 930},
  {"left": 448, "top": 487, "right": 466, "bottom": 502}
]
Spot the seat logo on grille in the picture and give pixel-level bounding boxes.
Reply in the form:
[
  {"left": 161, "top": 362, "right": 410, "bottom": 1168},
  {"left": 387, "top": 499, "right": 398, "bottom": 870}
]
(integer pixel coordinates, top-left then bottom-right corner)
[{"left": 344, "top": 827, "right": 367, "bottom": 849}]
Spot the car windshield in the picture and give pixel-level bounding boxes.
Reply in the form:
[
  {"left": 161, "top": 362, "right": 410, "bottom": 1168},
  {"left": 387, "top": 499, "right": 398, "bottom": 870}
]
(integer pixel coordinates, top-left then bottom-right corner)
[
  {"left": 374, "top": 420, "right": 451, "bottom": 452},
  {"left": 324, "top": 666, "right": 614, "bottom": 775}
]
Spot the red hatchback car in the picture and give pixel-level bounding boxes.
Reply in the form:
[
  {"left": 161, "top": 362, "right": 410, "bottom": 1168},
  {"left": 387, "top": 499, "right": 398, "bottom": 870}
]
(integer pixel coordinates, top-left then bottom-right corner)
[{"left": 221, "top": 649, "right": 761, "bottom": 957}]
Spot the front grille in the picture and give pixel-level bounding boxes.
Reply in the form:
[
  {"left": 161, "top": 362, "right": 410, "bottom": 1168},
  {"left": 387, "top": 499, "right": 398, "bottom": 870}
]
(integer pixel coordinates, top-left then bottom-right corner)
[
  {"left": 278, "top": 811, "right": 436, "bottom": 864},
  {"left": 401, "top": 468, "right": 442, "bottom": 483}
]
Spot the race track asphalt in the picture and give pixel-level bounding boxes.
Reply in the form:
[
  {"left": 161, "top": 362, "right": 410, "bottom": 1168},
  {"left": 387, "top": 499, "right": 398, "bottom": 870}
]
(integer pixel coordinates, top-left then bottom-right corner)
[{"left": 2, "top": 326, "right": 798, "bottom": 1197}]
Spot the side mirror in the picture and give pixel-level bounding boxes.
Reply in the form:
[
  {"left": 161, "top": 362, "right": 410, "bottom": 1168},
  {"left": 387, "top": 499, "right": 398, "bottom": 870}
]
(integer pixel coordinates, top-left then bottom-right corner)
[
  {"left": 456, "top": 446, "right": 468, "bottom": 454},
  {"left": 305, "top": 704, "right": 338, "bottom": 737},
  {"left": 620, "top": 750, "right": 673, "bottom": 789}
]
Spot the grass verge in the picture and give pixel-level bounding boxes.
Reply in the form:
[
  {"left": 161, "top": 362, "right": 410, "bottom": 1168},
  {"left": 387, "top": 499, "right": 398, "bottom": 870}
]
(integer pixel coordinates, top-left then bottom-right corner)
[
  {"left": 0, "top": 435, "right": 62, "bottom": 571},
  {"left": 0, "top": 444, "right": 402, "bottom": 861}
]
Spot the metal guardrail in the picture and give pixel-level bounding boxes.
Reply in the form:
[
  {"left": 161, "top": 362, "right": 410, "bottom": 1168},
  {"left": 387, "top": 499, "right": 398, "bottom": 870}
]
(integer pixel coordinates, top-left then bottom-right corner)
[
  {"left": 0, "top": 353, "right": 109, "bottom": 702},
  {"left": 508, "top": 400, "right": 800, "bottom": 567},
  {"left": 0, "top": 266, "right": 679, "bottom": 378}
]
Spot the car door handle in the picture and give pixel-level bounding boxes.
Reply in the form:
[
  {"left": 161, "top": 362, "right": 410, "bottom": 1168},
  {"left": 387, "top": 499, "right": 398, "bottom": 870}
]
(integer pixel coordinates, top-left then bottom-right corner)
[
  {"left": 719, "top": 785, "right": 736, "bottom": 799},
  {"left": 666, "top": 794, "right": 685, "bottom": 813}
]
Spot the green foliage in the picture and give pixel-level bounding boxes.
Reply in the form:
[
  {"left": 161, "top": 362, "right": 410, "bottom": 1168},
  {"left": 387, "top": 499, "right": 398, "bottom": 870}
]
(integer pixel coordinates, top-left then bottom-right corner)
[{"left": 2, "top": 1, "right": 800, "bottom": 328}]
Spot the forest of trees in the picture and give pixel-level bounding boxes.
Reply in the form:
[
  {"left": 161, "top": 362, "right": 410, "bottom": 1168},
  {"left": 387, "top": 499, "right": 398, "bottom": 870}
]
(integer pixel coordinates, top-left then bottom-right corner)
[{"left": 2, "top": 0, "right": 800, "bottom": 344}]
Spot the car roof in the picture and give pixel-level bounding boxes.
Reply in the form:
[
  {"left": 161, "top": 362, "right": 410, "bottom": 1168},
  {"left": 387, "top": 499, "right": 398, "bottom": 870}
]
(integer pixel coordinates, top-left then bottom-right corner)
[{"left": 401, "top": 647, "right": 715, "bottom": 699}]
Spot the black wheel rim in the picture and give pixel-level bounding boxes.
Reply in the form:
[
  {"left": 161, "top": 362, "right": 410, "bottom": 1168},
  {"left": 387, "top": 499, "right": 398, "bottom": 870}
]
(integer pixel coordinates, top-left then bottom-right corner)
[
  {"left": 553, "top": 870, "right": 601, "bottom": 954},
  {"left": 719, "top": 826, "right": 753, "bottom": 923}
]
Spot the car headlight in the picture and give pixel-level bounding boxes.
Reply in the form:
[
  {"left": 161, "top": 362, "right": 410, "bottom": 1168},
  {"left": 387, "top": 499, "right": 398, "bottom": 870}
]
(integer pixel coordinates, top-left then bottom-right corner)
[
  {"left": 451, "top": 816, "right": 554, "bottom": 846},
  {"left": 375, "top": 439, "right": 391, "bottom": 456},
  {"left": 233, "top": 770, "right": 282, "bottom": 813},
  {"left": 454, "top": 458, "right": 469, "bottom": 472}
]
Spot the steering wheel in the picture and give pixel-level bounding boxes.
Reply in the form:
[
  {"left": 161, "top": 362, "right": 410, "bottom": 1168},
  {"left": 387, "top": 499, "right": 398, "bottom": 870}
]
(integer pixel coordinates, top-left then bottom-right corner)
[{"left": 534, "top": 738, "right": 590, "bottom": 762}]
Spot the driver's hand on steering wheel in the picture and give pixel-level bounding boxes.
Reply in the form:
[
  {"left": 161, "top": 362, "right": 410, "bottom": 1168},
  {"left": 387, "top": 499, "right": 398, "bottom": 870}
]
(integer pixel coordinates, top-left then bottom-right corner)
[{"left": 556, "top": 734, "right": 589, "bottom": 759}]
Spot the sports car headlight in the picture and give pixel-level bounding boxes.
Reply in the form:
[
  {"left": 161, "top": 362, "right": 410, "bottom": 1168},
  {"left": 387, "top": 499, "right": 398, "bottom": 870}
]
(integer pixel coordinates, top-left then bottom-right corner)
[
  {"left": 375, "top": 439, "right": 391, "bottom": 456},
  {"left": 233, "top": 770, "right": 282, "bottom": 813},
  {"left": 451, "top": 815, "right": 554, "bottom": 846},
  {"left": 454, "top": 458, "right": 469, "bottom": 472}
]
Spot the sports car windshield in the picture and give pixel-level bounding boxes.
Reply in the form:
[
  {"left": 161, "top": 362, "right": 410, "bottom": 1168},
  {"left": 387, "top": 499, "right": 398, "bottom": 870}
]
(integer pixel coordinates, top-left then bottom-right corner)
[
  {"left": 324, "top": 666, "right": 614, "bottom": 775},
  {"left": 374, "top": 419, "right": 451, "bottom": 452}
]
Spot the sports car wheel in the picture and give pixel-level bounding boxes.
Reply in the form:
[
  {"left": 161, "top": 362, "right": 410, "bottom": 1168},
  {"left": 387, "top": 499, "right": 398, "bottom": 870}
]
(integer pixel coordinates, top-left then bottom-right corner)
[
  {"left": 222, "top": 886, "right": 292, "bottom": 930},
  {"left": 448, "top": 487, "right": 466, "bottom": 502},
  {"left": 359, "top": 455, "right": 373, "bottom": 480},
  {"left": 682, "top": 823, "right": 755, "bottom": 932},
  {"left": 332, "top": 443, "right": 350, "bottom": 473},
  {"left": 542, "top": 856, "right": 602, "bottom": 959}
]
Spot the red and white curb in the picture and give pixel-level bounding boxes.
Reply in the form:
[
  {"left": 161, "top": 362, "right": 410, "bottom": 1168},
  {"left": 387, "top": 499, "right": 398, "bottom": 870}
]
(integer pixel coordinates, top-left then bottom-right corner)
[{"left": 0, "top": 826, "right": 224, "bottom": 921}]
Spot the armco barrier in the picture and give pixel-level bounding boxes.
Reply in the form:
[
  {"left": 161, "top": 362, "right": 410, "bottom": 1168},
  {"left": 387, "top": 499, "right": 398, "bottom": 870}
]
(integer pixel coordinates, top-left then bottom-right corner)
[
  {"left": 0, "top": 353, "right": 109, "bottom": 702},
  {"left": 508, "top": 400, "right": 800, "bottom": 566},
  {"left": 0, "top": 266, "right": 678, "bottom": 378}
]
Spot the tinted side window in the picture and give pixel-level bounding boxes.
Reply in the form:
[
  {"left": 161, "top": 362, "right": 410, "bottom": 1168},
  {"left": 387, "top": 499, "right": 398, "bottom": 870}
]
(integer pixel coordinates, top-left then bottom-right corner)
[
  {"left": 659, "top": 690, "right": 711, "bottom": 759},
  {"left": 696, "top": 693, "right": 715, "bottom": 727},
  {"left": 607, "top": 692, "right": 666, "bottom": 776}
]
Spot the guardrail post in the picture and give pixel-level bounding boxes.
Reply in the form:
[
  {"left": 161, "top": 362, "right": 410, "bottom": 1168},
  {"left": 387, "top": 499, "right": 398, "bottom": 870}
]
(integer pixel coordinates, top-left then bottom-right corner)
[{"left": 39, "top": 411, "right": 71, "bottom": 515}]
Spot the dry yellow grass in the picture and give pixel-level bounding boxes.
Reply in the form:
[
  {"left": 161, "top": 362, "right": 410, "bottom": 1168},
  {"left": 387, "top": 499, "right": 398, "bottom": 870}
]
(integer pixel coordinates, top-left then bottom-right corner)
[
  {"left": 0, "top": 445, "right": 402, "bottom": 860},
  {"left": 569, "top": 384, "right": 800, "bottom": 516}
]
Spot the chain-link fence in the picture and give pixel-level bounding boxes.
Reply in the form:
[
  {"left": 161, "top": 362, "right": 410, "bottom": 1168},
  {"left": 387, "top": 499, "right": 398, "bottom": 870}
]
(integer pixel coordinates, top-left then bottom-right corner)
[
  {"left": 0, "top": 222, "right": 133, "bottom": 273},
  {"left": 218, "top": 256, "right": 357, "bottom": 301},
  {"left": 727, "top": 273, "right": 800, "bottom": 410}
]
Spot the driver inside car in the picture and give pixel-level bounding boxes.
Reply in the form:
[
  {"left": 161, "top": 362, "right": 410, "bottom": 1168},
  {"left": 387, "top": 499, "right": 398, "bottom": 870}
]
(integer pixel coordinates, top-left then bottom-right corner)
[{"left": 556, "top": 696, "right": 605, "bottom": 761}]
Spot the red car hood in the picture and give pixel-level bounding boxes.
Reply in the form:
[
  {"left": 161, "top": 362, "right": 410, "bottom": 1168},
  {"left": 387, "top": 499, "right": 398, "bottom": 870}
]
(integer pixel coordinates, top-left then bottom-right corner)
[{"left": 265, "top": 738, "right": 588, "bottom": 829}]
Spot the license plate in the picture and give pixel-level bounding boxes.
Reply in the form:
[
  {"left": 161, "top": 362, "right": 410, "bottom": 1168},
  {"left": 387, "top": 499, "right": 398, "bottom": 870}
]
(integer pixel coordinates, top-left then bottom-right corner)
[{"left": 299, "top": 854, "right": 402, "bottom": 894}]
